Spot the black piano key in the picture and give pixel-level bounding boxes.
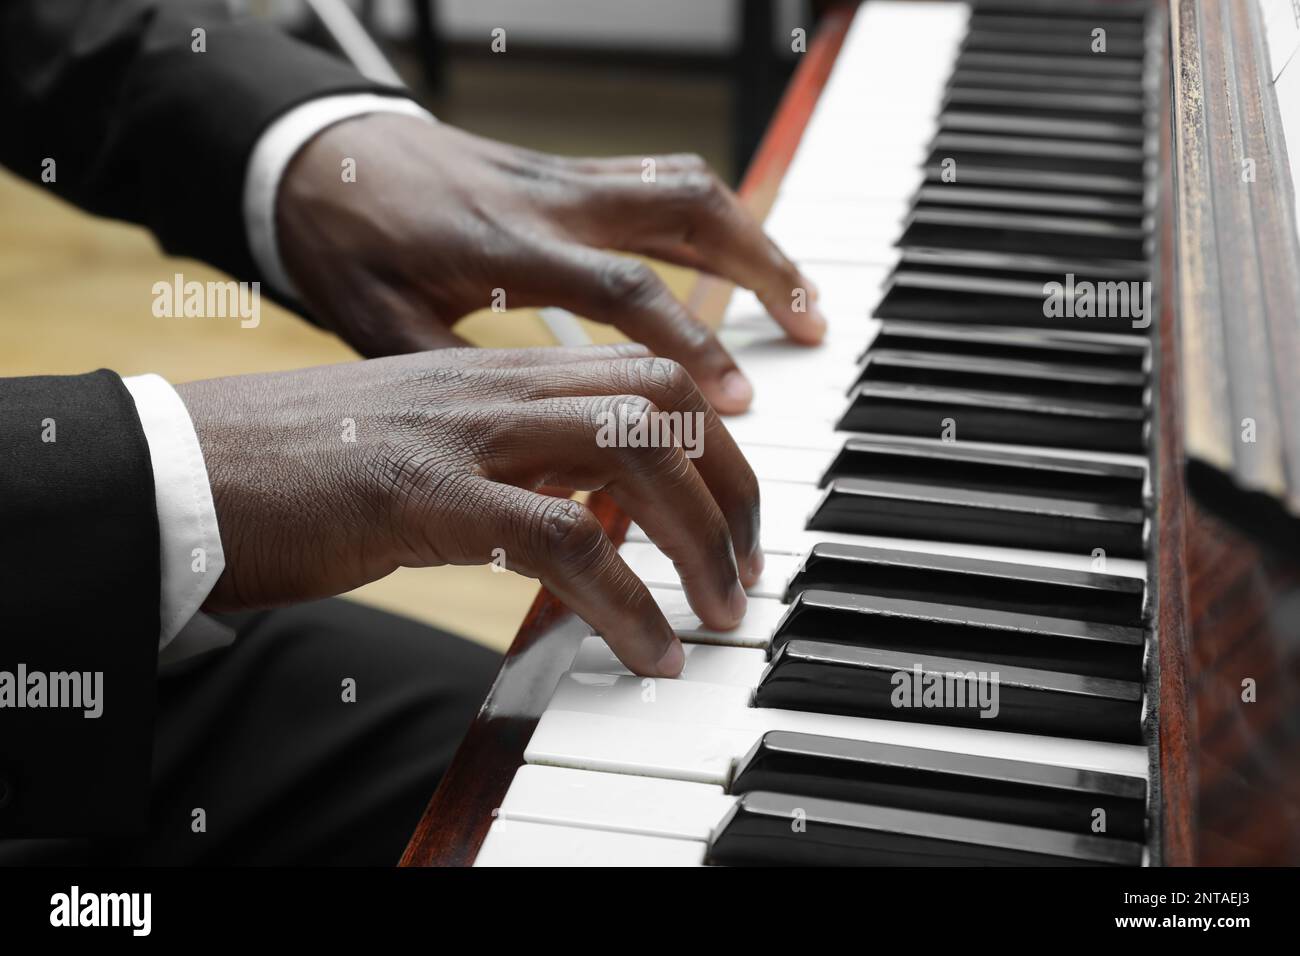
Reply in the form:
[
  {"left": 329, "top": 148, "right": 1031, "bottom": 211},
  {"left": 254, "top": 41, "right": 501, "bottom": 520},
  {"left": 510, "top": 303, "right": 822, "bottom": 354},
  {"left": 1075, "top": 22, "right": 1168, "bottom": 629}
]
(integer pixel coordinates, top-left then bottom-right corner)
[
  {"left": 771, "top": 589, "right": 1145, "bottom": 681},
  {"left": 912, "top": 184, "right": 1147, "bottom": 219},
  {"left": 925, "top": 133, "right": 1146, "bottom": 179},
  {"left": 962, "top": 29, "right": 1147, "bottom": 60},
  {"left": 898, "top": 208, "right": 1148, "bottom": 259},
  {"left": 948, "top": 67, "right": 1145, "bottom": 96},
  {"left": 837, "top": 382, "right": 1148, "bottom": 453},
  {"left": 729, "top": 731, "right": 1147, "bottom": 840},
  {"left": 868, "top": 320, "right": 1150, "bottom": 374},
  {"left": 854, "top": 349, "right": 1148, "bottom": 404},
  {"left": 922, "top": 162, "right": 1143, "bottom": 196},
  {"left": 943, "top": 86, "right": 1145, "bottom": 121},
  {"left": 783, "top": 542, "right": 1147, "bottom": 626},
  {"left": 808, "top": 477, "right": 1146, "bottom": 558},
  {"left": 874, "top": 271, "right": 1151, "bottom": 335},
  {"left": 708, "top": 792, "right": 1145, "bottom": 866},
  {"left": 821, "top": 435, "right": 1147, "bottom": 505},
  {"left": 897, "top": 246, "right": 1151, "bottom": 282},
  {"left": 940, "top": 112, "right": 1144, "bottom": 144},
  {"left": 968, "top": 12, "right": 1147, "bottom": 39},
  {"left": 956, "top": 50, "right": 1144, "bottom": 80},
  {"left": 753, "top": 640, "right": 1145, "bottom": 744}
]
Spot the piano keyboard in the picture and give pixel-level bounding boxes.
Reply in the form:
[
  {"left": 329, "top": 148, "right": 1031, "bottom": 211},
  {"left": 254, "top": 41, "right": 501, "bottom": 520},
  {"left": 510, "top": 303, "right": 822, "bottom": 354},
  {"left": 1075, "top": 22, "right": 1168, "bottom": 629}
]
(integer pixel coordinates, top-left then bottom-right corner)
[{"left": 477, "top": 0, "right": 1160, "bottom": 866}]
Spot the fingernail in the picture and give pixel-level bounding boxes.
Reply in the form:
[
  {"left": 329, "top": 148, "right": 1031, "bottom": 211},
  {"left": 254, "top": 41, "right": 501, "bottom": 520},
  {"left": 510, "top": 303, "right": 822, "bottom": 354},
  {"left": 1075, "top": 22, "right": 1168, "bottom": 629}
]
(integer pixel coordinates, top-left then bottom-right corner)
[
  {"left": 720, "top": 369, "right": 754, "bottom": 407},
  {"left": 655, "top": 639, "right": 685, "bottom": 677},
  {"left": 728, "top": 578, "right": 748, "bottom": 622},
  {"left": 749, "top": 548, "right": 765, "bottom": 579},
  {"left": 804, "top": 278, "right": 821, "bottom": 300}
]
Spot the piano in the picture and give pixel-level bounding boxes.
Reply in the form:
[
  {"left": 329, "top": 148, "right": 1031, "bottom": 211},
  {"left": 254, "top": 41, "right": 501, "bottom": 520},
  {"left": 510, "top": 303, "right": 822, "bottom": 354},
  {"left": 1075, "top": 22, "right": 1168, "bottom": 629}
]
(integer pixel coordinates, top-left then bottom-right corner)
[{"left": 402, "top": 0, "right": 1300, "bottom": 866}]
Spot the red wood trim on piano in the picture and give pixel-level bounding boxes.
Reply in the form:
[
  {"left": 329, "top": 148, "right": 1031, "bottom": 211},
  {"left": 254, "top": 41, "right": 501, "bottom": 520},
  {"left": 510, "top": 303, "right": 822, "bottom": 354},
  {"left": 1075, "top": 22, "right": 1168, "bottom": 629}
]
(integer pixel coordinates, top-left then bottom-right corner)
[
  {"left": 1153, "top": 0, "right": 1195, "bottom": 867},
  {"left": 398, "top": 5, "right": 858, "bottom": 868}
]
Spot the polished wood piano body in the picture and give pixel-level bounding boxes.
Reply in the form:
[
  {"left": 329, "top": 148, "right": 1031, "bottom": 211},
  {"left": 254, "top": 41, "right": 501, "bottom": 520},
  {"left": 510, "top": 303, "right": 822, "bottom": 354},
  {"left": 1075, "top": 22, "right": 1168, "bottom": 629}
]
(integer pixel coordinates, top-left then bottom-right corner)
[{"left": 403, "top": 0, "right": 1300, "bottom": 867}]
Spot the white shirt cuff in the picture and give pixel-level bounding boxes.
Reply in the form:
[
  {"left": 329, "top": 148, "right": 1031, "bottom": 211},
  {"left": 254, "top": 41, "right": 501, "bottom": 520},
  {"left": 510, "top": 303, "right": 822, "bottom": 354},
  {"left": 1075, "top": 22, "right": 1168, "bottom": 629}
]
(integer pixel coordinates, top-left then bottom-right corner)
[
  {"left": 244, "top": 93, "right": 436, "bottom": 299},
  {"left": 121, "top": 374, "right": 226, "bottom": 652}
]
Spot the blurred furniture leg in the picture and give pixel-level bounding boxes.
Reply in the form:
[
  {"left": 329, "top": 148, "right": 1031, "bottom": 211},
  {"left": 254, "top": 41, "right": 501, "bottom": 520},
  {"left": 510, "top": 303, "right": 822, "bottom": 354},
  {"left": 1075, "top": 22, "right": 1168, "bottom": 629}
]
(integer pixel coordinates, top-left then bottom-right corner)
[
  {"left": 303, "top": 0, "right": 404, "bottom": 85},
  {"left": 734, "top": 0, "right": 812, "bottom": 179},
  {"left": 411, "top": 0, "right": 447, "bottom": 94}
]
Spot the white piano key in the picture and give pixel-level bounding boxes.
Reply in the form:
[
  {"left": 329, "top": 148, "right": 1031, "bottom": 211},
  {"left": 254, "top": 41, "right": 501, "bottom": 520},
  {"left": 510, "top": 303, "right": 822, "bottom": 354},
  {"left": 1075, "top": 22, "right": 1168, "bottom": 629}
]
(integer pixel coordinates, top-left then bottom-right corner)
[
  {"left": 642, "top": 587, "right": 788, "bottom": 648},
  {"left": 779, "top": 2, "right": 969, "bottom": 203},
  {"left": 734, "top": 443, "right": 835, "bottom": 484},
  {"left": 496, "top": 764, "right": 734, "bottom": 841},
  {"left": 723, "top": 411, "right": 842, "bottom": 451},
  {"left": 722, "top": 311, "right": 875, "bottom": 355},
  {"left": 721, "top": 266, "right": 888, "bottom": 336},
  {"left": 618, "top": 540, "right": 800, "bottom": 601},
  {"left": 528, "top": 708, "right": 754, "bottom": 785},
  {"left": 783, "top": 237, "right": 904, "bottom": 268},
  {"left": 732, "top": 366, "right": 853, "bottom": 417},
  {"left": 765, "top": 198, "right": 909, "bottom": 251},
  {"left": 780, "top": 164, "right": 926, "bottom": 205},
  {"left": 725, "top": 291, "right": 880, "bottom": 331},
  {"left": 767, "top": 195, "right": 910, "bottom": 229},
  {"left": 741, "top": 386, "right": 849, "bottom": 421},
  {"left": 719, "top": 332, "right": 866, "bottom": 382},
  {"left": 474, "top": 817, "right": 705, "bottom": 867},
  {"left": 529, "top": 672, "right": 1149, "bottom": 781},
  {"left": 572, "top": 634, "right": 769, "bottom": 686}
]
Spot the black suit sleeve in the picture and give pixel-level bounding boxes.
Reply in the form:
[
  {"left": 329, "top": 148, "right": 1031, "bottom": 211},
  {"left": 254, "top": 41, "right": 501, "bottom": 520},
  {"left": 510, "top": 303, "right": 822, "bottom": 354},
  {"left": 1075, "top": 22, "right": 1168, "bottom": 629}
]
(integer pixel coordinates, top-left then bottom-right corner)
[
  {"left": 0, "top": 0, "right": 401, "bottom": 284},
  {"left": 0, "top": 371, "right": 160, "bottom": 837}
]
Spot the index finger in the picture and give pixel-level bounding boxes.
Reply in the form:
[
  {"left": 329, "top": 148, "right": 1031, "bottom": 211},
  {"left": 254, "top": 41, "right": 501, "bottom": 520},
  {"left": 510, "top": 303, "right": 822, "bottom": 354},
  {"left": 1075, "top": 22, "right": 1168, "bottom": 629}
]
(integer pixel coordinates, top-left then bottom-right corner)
[{"left": 592, "top": 159, "right": 828, "bottom": 344}]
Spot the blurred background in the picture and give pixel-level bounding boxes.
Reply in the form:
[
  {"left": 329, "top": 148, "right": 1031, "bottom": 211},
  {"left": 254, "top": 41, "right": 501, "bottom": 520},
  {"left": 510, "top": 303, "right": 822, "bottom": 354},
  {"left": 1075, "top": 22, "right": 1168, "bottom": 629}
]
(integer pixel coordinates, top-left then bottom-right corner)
[{"left": 0, "top": 0, "right": 821, "bottom": 652}]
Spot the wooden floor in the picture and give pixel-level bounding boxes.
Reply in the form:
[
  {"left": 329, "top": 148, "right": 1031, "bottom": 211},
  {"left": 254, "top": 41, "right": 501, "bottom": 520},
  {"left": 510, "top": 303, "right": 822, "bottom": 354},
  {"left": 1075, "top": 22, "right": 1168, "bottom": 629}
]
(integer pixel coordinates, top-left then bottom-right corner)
[{"left": 0, "top": 52, "right": 732, "bottom": 653}]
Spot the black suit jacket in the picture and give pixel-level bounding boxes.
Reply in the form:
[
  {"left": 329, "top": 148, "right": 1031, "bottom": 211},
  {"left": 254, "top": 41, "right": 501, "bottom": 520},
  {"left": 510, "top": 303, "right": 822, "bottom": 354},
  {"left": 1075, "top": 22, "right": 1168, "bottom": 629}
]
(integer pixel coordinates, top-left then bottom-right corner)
[
  {"left": 0, "top": 0, "right": 401, "bottom": 284},
  {"left": 0, "top": 0, "right": 396, "bottom": 836}
]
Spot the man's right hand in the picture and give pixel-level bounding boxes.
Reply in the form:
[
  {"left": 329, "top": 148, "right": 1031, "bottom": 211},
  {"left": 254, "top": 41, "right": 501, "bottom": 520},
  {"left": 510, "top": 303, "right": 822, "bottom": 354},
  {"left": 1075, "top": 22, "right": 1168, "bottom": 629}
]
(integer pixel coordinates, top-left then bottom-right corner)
[{"left": 175, "top": 344, "right": 762, "bottom": 677}]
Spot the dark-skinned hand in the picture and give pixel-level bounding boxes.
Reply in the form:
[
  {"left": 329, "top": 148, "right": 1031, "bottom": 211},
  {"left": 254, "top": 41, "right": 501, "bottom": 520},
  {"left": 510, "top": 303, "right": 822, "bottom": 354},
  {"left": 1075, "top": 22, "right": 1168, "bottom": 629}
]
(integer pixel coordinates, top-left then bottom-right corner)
[
  {"left": 176, "top": 345, "right": 762, "bottom": 678},
  {"left": 275, "top": 114, "right": 826, "bottom": 414}
]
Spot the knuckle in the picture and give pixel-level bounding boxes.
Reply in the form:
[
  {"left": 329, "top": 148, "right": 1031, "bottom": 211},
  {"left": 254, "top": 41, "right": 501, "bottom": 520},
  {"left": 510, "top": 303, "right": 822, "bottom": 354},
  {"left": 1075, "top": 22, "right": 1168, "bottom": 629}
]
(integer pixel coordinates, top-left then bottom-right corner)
[
  {"left": 666, "top": 152, "right": 709, "bottom": 173},
  {"left": 601, "top": 392, "right": 659, "bottom": 424},
  {"left": 597, "top": 393, "right": 688, "bottom": 478},
  {"left": 672, "top": 168, "right": 723, "bottom": 207},
  {"left": 597, "top": 258, "right": 659, "bottom": 307},
  {"left": 537, "top": 499, "right": 604, "bottom": 569},
  {"left": 631, "top": 357, "right": 695, "bottom": 407}
]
